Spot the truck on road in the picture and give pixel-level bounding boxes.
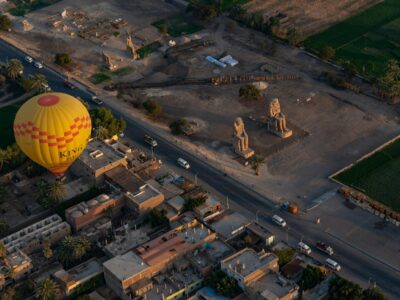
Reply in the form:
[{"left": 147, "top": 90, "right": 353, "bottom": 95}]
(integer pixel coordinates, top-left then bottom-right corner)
[{"left": 316, "top": 241, "right": 334, "bottom": 256}]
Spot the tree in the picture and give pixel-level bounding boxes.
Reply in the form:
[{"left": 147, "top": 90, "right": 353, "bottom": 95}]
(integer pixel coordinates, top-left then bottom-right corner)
[
  {"left": 239, "top": 84, "right": 261, "bottom": 101},
  {"left": 169, "top": 118, "right": 191, "bottom": 135},
  {"left": 159, "top": 21, "right": 168, "bottom": 34},
  {"left": 143, "top": 100, "right": 162, "bottom": 119},
  {"left": 183, "top": 195, "right": 207, "bottom": 212},
  {"left": 205, "top": 269, "right": 241, "bottom": 298},
  {"left": 6, "top": 59, "right": 23, "bottom": 80},
  {"left": 251, "top": 155, "right": 265, "bottom": 176},
  {"left": 379, "top": 59, "right": 400, "bottom": 101},
  {"left": 342, "top": 60, "right": 357, "bottom": 80},
  {"left": 37, "top": 181, "right": 66, "bottom": 208},
  {"left": 275, "top": 248, "right": 296, "bottom": 267},
  {"left": 55, "top": 53, "right": 72, "bottom": 67},
  {"left": 0, "top": 287, "right": 15, "bottom": 300},
  {"left": 0, "top": 148, "right": 9, "bottom": 171},
  {"left": 94, "top": 125, "right": 109, "bottom": 140},
  {"left": 287, "top": 28, "right": 303, "bottom": 46},
  {"left": 0, "top": 144, "right": 26, "bottom": 175},
  {"left": 24, "top": 74, "right": 48, "bottom": 92},
  {"left": 0, "top": 241, "right": 6, "bottom": 258},
  {"left": 0, "top": 15, "right": 12, "bottom": 32},
  {"left": 35, "top": 278, "right": 61, "bottom": 300},
  {"left": 362, "top": 287, "right": 387, "bottom": 300},
  {"left": 320, "top": 46, "right": 335, "bottom": 60},
  {"left": 329, "top": 276, "right": 363, "bottom": 300},
  {"left": 302, "top": 265, "right": 326, "bottom": 290},
  {"left": 43, "top": 239, "right": 53, "bottom": 259},
  {"left": 148, "top": 208, "right": 168, "bottom": 227},
  {"left": 90, "top": 107, "right": 126, "bottom": 139},
  {"left": 58, "top": 236, "right": 91, "bottom": 267}
]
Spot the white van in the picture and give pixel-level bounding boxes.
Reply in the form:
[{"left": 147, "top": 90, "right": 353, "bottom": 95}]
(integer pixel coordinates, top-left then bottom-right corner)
[
  {"left": 177, "top": 158, "right": 190, "bottom": 169},
  {"left": 325, "top": 258, "right": 341, "bottom": 271},
  {"left": 298, "top": 242, "right": 312, "bottom": 255},
  {"left": 272, "top": 215, "right": 286, "bottom": 227}
]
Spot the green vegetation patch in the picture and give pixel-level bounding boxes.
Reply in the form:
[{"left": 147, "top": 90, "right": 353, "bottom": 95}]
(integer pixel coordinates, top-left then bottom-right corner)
[
  {"left": 334, "top": 138, "right": 400, "bottom": 212},
  {"left": 0, "top": 102, "right": 21, "bottom": 148},
  {"left": 304, "top": 0, "right": 400, "bottom": 78},
  {"left": 152, "top": 16, "right": 203, "bottom": 37},
  {"left": 136, "top": 42, "right": 162, "bottom": 59},
  {"left": 90, "top": 72, "right": 112, "bottom": 84},
  {"left": 9, "top": 0, "right": 60, "bottom": 16},
  {"left": 112, "top": 66, "right": 134, "bottom": 77}
]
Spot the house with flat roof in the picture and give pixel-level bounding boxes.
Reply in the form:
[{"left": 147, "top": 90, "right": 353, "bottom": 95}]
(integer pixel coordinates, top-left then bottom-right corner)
[
  {"left": 1, "top": 214, "right": 71, "bottom": 254},
  {"left": 247, "top": 271, "right": 299, "bottom": 300},
  {"left": 207, "top": 211, "right": 251, "bottom": 241},
  {"left": 71, "top": 140, "right": 128, "bottom": 185},
  {"left": 193, "top": 195, "right": 222, "bottom": 221},
  {"left": 65, "top": 193, "right": 124, "bottom": 231},
  {"left": 54, "top": 258, "right": 103, "bottom": 295},
  {"left": 103, "top": 220, "right": 215, "bottom": 300},
  {"left": 221, "top": 248, "right": 278, "bottom": 289},
  {"left": 0, "top": 250, "right": 32, "bottom": 288}
]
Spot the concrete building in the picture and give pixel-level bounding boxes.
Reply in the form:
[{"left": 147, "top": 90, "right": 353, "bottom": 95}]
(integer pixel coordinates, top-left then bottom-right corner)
[
  {"left": 105, "top": 166, "right": 164, "bottom": 215},
  {"left": 246, "top": 222, "right": 275, "bottom": 247},
  {"left": 166, "top": 195, "right": 185, "bottom": 215},
  {"left": 220, "top": 248, "right": 279, "bottom": 290},
  {"left": 193, "top": 195, "right": 222, "bottom": 221},
  {"left": 247, "top": 272, "right": 299, "bottom": 300},
  {"left": 1, "top": 214, "right": 71, "bottom": 254},
  {"left": 103, "top": 220, "right": 216, "bottom": 300},
  {"left": 71, "top": 140, "right": 128, "bottom": 185},
  {"left": 0, "top": 250, "right": 33, "bottom": 288},
  {"left": 54, "top": 258, "right": 103, "bottom": 295},
  {"left": 207, "top": 211, "right": 251, "bottom": 241},
  {"left": 65, "top": 193, "right": 124, "bottom": 231}
]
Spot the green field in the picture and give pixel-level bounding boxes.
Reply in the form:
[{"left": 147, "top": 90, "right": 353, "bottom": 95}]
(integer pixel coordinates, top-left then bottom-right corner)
[
  {"left": 152, "top": 16, "right": 203, "bottom": 37},
  {"left": 304, "top": 0, "right": 400, "bottom": 78},
  {"left": 0, "top": 103, "right": 21, "bottom": 148},
  {"left": 334, "top": 138, "right": 400, "bottom": 212}
]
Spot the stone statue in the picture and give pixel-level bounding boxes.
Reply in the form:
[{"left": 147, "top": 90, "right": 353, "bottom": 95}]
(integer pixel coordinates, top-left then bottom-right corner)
[
  {"left": 233, "top": 117, "right": 254, "bottom": 159},
  {"left": 266, "top": 98, "right": 292, "bottom": 138}
]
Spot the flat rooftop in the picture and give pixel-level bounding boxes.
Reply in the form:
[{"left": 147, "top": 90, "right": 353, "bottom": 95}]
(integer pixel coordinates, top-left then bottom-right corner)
[
  {"left": 103, "top": 251, "right": 149, "bottom": 281},
  {"left": 222, "top": 248, "right": 277, "bottom": 278},
  {"left": 128, "top": 184, "right": 162, "bottom": 204},
  {"left": 135, "top": 224, "right": 211, "bottom": 266},
  {"left": 208, "top": 211, "right": 251, "bottom": 240},
  {"left": 105, "top": 166, "right": 144, "bottom": 194},
  {"left": 187, "top": 239, "right": 233, "bottom": 269},
  {"left": 55, "top": 258, "right": 103, "bottom": 283},
  {"left": 78, "top": 140, "right": 126, "bottom": 171},
  {"left": 251, "top": 272, "right": 298, "bottom": 299},
  {"left": 104, "top": 226, "right": 150, "bottom": 256},
  {"left": 246, "top": 222, "right": 274, "bottom": 239},
  {"left": 65, "top": 193, "right": 121, "bottom": 218},
  {"left": 4, "top": 250, "right": 31, "bottom": 268},
  {"left": 166, "top": 195, "right": 185, "bottom": 212}
]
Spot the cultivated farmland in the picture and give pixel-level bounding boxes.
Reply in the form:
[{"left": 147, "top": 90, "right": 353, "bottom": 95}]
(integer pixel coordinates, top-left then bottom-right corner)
[
  {"left": 334, "top": 138, "right": 400, "bottom": 212},
  {"left": 305, "top": 0, "right": 400, "bottom": 78}
]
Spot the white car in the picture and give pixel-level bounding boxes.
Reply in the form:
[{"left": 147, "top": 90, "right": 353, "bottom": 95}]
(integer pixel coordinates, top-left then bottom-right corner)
[
  {"left": 272, "top": 214, "right": 287, "bottom": 227},
  {"left": 25, "top": 56, "right": 33, "bottom": 63},
  {"left": 298, "top": 242, "right": 312, "bottom": 255},
  {"left": 325, "top": 258, "right": 341, "bottom": 271},
  {"left": 91, "top": 96, "right": 103, "bottom": 105},
  {"left": 34, "top": 61, "right": 43, "bottom": 69},
  {"left": 177, "top": 158, "right": 190, "bottom": 169}
]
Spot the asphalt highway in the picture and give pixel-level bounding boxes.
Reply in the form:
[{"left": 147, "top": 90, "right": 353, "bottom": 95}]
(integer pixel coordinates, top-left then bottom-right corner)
[{"left": 1, "top": 38, "right": 399, "bottom": 298}]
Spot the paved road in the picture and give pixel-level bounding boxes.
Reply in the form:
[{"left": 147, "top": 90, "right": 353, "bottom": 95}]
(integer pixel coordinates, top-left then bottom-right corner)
[{"left": 1, "top": 39, "right": 399, "bottom": 299}]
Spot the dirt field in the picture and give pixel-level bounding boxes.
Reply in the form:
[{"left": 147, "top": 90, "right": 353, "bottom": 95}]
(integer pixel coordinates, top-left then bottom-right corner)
[{"left": 244, "top": 0, "right": 381, "bottom": 37}]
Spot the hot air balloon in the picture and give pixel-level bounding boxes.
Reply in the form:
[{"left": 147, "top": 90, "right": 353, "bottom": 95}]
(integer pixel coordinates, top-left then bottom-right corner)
[{"left": 13, "top": 92, "right": 92, "bottom": 178}]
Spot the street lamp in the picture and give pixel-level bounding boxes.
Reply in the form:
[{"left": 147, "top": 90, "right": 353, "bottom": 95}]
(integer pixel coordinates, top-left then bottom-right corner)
[
  {"left": 194, "top": 173, "right": 198, "bottom": 185},
  {"left": 255, "top": 210, "right": 260, "bottom": 223}
]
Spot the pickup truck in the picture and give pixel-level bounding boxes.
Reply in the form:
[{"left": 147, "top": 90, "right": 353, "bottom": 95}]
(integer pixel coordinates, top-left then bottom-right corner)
[
  {"left": 144, "top": 134, "right": 158, "bottom": 147},
  {"left": 316, "top": 241, "right": 334, "bottom": 256}
]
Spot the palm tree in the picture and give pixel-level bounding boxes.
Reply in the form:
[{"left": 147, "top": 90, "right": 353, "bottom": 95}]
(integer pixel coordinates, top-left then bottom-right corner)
[
  {"left": 6, "top": 59, "right": 23, "bottom": 80},
  {"left": 43, "top": 239, "right": 52, "bottom": 259},
  {"left": 0, "top": 240, "right": 6, "bottom": 258},
  {"left": 0, "top": 148, "right": 10, "bottom": 171},
  {"left": 28, "top": 74, "right": 48, "bottom": 92},
  {"left": 95, "top": 126, "right": 109, "bottom": 140},
  {"left": 58, "top": 236, "right": 91, "bottom": 267},
  {"left": 46, "top": 182, "right": 66, "bottom": 203},
  {"left": 251, "top": 155, "right": 265, "bottom": 176},
  {"left": 35, "top": 278, "right": 61, "bottom": 300}
]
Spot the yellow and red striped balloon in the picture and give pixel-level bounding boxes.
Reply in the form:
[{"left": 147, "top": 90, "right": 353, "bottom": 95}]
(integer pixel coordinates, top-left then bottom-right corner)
[{"left": 13, "top": 92, "right": 91, "bottom": 176}]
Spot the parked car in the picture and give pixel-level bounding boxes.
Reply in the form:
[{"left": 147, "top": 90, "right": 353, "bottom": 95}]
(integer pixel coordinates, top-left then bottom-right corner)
[
  {"left": 34, "top": 61, "right": 43, "bottom": 69},
  {"left": 25, "top": 56, "right": 33, "bottom": 63},
  {"left": 316, "top": 241, "right": 334, "bottom": 256},
  {"left": 91, "top": 96, "right": 103, "bottom": 105},
  {"left": 325, "top": 258, "right": 341, "bottom": 271},
  {"left": 144, "top": 134, "right": 158, "bottom": 147},
  {"left": 41, "top": 83, "right": 51, "bottom": 92},
  {"left": 298, "top": 242, "right": 312, "bottom": 255},
  {"left": 272, "top": 215, "right": 287, "bottom": 227},
  {"left": 177, "top": 158, "right": 190, "bottom": 169},
  {"left": 64, "top": 80, "right": 75, "bottom": 89}
]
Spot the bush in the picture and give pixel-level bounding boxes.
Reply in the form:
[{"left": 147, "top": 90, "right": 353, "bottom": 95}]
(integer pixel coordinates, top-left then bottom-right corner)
[
  {"left": 148, "top": 208, "right": 168, "bottom": 227},
  {"left": 275, "top": 248, "right": 296, "bottom": 267},
  {"left": 0, "top": 15, "right": 12, "bottom": 31},
  {"left": 320, "top": 46, "right": 336, "bottom": 60},
  {"left": 302, "top": 266, "right": 326, "bottom": 290},
  {"left": 170, "top": 118, "right": 191, "bottom": 135},
  {"left": 90, "top": 107, "right": 126, "bottom": 138},
  {"left": 143, "top": 100, "right": 162, "bottom": 118},
  {"left": 239, "top": 84, "right": 262, "bottom": 101},
  {"left": 183, "top": 195, "right": 207, "bottom": 212},
  {"left": 55, "top": 53, "right": 72, "bottom": 67},
  {"left": 329, "top": 276, "right": 363, "bottom": 300},
  {"left": 204, "top": 269, "right": 241, "bottom": 298}
]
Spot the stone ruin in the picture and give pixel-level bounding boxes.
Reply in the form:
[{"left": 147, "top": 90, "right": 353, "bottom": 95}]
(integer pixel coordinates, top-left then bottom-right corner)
[
  {"left": 233, "top": 117, "right": 255, "bottom": 159},
  {"left": 126, "top": 32, "right": 138, "bottom": 60},
  {"left": 102, "top": 52, "right": 116, "bottom": 70},
  {"left": 266, "top": 98, "right": 292, "bottom": 138}
]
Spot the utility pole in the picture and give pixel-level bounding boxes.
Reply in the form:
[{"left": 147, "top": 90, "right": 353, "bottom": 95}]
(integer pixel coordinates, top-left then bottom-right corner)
[
  {"left": 194, "top": 173, "right": 198, "bottom": 185},
  {"left": 226, "top": 196, "right": 230, "bottom": 209},
  {"left": 255, "top": 210, "right": 260, "bottom": 223}
]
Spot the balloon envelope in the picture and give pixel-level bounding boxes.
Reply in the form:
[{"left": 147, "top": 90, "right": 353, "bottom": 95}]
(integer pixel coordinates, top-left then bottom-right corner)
[{"left": 13, "top": 92, "right": 92, "bottom": 176}]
